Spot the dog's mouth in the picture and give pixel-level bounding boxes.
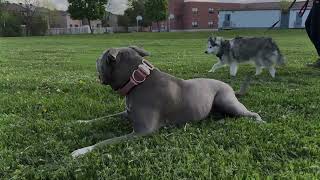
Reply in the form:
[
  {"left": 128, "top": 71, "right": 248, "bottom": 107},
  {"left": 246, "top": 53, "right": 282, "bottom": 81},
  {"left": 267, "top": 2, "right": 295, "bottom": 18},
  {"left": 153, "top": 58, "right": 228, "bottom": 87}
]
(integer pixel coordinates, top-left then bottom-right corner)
[
  {"left": 97, "top": 74, "right": 108, "bottom": 85},
  {"left": 97, "top": 75, "right": 103, "bottom": 83}
]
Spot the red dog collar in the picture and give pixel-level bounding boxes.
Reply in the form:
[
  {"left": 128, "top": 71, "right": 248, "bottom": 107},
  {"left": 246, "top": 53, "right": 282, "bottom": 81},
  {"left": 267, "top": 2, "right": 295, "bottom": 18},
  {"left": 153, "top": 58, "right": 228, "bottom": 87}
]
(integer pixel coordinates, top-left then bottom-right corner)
[{"left": 117, "top": 59, "right": 154, "bottom": 96}]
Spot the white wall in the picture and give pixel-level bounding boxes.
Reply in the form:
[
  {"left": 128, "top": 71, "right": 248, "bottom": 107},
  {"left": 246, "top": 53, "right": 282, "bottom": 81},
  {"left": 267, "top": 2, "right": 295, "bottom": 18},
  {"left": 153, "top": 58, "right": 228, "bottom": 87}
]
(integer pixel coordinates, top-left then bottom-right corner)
[
  {"left": 289, "top": 9, "right": 310, "bottom": 28},
  {"left": 66, "top": 14, "right": 82, "bottom": 28},
  {"left": 90, "top": 20, "right": 103, "bottom": 28},
  {"left": 218, "top": 10, "right": 281, "bottom": 28}
]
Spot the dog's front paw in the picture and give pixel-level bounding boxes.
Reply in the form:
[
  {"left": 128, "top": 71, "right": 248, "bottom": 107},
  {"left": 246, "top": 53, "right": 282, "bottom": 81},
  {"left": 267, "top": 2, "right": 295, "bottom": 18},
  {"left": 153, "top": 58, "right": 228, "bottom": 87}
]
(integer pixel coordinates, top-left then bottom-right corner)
[
  {"left": 208, "top": 69, "right": 215, "bottom": 73},
  {"left": 76, "top": 120, "right": 91, "bottom": 124},
  {"left": 254, "top": 114, "right": 266, "bottom": 123},
  {"left": 71, "top": 146, "right": 94, "bottom": 158}
]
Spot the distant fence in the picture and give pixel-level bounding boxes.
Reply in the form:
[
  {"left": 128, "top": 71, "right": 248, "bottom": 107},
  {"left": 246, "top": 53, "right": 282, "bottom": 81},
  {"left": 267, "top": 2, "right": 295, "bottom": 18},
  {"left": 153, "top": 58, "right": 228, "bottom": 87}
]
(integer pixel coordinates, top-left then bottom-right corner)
[
  {"left": 128, "top": 26, "right": 151, "bottom": 32},
  {"left": 47, "top": 26, "right": 151, "bottom": 35},
  {"left": 47, "top": 26, "right": 114, "bottom": 35}
]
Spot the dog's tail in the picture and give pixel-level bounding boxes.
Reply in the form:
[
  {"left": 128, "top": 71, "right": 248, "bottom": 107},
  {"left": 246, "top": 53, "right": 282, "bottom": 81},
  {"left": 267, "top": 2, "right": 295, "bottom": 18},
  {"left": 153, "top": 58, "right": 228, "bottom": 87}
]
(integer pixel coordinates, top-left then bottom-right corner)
[{"left": 235, "top": 75, "right": 252, "bottom": 97}]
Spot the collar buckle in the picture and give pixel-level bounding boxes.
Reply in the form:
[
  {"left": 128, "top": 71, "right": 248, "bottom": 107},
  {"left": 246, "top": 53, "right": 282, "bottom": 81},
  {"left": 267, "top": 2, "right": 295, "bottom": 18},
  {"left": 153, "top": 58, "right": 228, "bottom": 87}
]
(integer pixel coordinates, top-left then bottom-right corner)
[{"left": 117, "top": 59, "right": 154, "bottom": 96}]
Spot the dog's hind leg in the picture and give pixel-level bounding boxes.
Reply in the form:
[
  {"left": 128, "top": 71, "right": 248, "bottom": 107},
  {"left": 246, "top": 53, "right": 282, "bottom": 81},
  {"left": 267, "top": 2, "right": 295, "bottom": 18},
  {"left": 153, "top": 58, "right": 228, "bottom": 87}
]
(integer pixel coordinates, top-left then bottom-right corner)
[
  {"left": 268, "top": 66, "right": 276, "bottom": 78},
  {"left": 77, "top": 111, "right": 128, "bottom": 124},
  {"left": 208, "top": 61, "right": 224, "bottom": 73},
  {"left": 214, "top": 91, "right": 264, "bottom": 123}
]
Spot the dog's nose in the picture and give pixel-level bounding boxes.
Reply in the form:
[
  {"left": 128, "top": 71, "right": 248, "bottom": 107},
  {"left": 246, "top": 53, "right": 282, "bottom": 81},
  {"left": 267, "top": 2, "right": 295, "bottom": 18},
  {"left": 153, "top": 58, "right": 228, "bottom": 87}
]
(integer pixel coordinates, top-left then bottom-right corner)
[{"left": 205, "top": 51, "right": 208, "bottom": 54}]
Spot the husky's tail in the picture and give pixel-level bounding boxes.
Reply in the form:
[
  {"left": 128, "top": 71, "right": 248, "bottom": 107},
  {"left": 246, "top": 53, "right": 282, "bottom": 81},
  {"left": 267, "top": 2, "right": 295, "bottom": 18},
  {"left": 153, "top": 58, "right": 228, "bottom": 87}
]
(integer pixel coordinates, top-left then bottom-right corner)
[{"left": 235, "top": 75, "right": 252, "bottom": 97}]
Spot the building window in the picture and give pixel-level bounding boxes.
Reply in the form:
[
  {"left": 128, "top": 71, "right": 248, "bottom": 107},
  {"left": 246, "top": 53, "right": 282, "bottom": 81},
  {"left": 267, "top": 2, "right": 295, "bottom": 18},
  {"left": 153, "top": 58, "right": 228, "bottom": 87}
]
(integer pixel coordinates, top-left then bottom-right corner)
[
  {"left": 208, "top": 8, "right": 214, "bottom": 14},
  {"left": 208, "top": 21, "right": 214, "bottom": 27},
  {"left": 192, "top": 8, "right": 198, "bottom": 15},
  {"left": 192, "top": 21, "right": 198, "bottom": 28},
  {"left": 75, "top": 25, "right": 79, "bottom": 27},
  {"left": 225, "top": 14, "right": 231, "bottom": 21},
  {"left": 70, "top": 24, "right": 73, "bottom": 27}
]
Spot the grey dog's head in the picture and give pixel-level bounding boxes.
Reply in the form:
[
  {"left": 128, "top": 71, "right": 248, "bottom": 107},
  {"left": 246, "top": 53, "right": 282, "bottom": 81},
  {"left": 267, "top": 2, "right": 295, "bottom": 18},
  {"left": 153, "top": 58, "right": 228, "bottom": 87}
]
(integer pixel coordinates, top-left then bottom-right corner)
[
  {"left": 96, "top": 46, "right": 150, "bottom": 90},
  {"left": 205, "top": 36, "right": 223, "bottom": 55}
]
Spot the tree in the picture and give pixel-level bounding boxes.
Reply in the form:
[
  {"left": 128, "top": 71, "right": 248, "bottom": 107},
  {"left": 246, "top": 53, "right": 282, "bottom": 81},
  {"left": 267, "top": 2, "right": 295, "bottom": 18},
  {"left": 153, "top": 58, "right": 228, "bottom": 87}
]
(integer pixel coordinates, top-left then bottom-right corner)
[
  {"left": 0, "top": 0, "right": 4, "bottom": 26},
  {"left": 17, "top": 0, "right": 41, "bottom": 36},
  {"left": 1, "top": 1, "right": 23, "bottom": 37},
  {"left": 145, "top": 0, "right": 168, "bottom": 32},
  {"left": 0, "top": 13, "right": 23, "bottom": 37},
  {"left": 124, "top": 0, "right": 151, "bottom": 27},
  {"left": 68, "top": 0, "right": 107, "bottom": 34},
  {"left": 41, "top": 0, "right": 57, "bottom": 29},
  {"left": 280, "top": 0, "right": 291, "bottom": 13},
  {"left": 0, "top": 0, "right": 3, "bottom": 15}
]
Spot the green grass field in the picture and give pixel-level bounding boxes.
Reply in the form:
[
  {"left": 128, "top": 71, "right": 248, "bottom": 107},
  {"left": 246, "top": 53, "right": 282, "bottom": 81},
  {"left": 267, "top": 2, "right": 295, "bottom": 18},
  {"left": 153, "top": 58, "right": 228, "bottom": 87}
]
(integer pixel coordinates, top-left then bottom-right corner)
[{"left": 0, "top": 30, "right": 320, "bottom": 179}]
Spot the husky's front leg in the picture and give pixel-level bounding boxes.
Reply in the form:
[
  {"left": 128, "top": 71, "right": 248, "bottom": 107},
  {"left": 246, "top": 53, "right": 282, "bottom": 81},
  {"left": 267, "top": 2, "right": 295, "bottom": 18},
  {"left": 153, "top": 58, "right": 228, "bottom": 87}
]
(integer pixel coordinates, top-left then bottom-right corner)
[
  {"left": 255, "top": 66, "right": 262, "bottom": 76},
  {"left": 208, "top": 61, "right": 225, "bottom": 73},
  {"left": 268, "top": 66, "right": 276, "bottom": 78},
  {"left": 230, "top": 62, "right": 238, "bottom": 76}
]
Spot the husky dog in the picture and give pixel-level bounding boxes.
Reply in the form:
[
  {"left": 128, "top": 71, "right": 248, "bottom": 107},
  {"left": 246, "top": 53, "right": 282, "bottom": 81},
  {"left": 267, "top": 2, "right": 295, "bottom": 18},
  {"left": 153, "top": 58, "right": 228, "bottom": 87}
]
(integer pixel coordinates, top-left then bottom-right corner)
[{"left": 205, "top": 36, "right": 285, "bottom": 77}]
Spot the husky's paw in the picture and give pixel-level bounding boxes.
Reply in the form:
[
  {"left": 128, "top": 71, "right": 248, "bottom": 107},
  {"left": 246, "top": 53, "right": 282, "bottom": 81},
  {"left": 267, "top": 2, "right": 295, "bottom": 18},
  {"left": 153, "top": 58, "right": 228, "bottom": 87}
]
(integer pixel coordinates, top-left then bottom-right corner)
[
  {"left": 71, "top": 146, "right": 94, "bottom": 158},
  {"left": 208, "top": 69, "right": 215, "bottom": 73}
]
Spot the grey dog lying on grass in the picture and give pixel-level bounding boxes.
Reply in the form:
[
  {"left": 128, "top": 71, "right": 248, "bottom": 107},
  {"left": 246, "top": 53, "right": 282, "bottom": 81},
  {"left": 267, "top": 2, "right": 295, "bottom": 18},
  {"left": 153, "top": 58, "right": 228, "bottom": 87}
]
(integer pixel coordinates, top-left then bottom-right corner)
[{"left": 71, "top": 46, "right": 264, "bottom": 158}]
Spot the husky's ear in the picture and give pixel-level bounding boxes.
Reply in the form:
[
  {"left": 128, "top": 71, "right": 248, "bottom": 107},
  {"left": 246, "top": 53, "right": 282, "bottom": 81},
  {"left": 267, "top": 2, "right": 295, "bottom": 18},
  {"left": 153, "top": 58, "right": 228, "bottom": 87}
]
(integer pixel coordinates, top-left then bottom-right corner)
[
  {"left": 208, "top": 37, "right": 215, "bottom": 44},
  {"left": 209, "top": 36, "right": 216, "bottom": 41},
  {"left": 129, "top": 46, "right": 150, "bottom": 57}
]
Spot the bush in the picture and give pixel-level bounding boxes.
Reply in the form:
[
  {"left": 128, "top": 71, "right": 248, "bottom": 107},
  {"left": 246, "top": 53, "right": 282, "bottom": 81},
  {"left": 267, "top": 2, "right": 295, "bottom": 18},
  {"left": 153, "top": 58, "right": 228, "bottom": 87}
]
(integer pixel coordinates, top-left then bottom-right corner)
[
  {"left": 0, "top": 12, "right": 48, "bottom": 36},
  {"left": 0, "top": 13, "right": 23, "bottom": 37}
]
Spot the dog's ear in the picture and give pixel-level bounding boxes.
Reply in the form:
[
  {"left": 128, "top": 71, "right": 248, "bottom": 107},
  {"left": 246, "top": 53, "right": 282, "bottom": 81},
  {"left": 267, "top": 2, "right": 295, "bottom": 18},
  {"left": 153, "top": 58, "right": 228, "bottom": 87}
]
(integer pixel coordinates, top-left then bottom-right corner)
[
  {"left": 129, "top": 46, "right": 150, "bottom": 57},
  {"left": 108, "top": 48, "right": 120, "bottom": 61},
  {"left": 209, "top": 37, "right": 216, "bottom": 45}
]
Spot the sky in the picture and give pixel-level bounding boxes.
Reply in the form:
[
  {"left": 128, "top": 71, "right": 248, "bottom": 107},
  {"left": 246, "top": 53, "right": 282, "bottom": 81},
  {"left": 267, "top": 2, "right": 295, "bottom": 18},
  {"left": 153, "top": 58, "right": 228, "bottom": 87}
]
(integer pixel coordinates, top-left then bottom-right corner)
[{"left": 8, "top": 0, "right": 304, "bottom": 12}]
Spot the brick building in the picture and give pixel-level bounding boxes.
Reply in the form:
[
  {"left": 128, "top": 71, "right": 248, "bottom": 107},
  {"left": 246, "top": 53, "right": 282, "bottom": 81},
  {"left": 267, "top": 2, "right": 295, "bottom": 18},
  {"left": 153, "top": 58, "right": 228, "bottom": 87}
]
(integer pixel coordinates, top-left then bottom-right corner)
[{"left": 153, "top": 0, "right": 240, "bottom": 32}]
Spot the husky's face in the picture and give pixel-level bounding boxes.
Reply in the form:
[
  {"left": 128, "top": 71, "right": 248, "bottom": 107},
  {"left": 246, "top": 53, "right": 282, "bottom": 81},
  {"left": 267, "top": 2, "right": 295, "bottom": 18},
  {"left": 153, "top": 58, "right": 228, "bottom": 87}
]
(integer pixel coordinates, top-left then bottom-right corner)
[{"left": 205, "top": 37, "right": 222, "bottom": 54}]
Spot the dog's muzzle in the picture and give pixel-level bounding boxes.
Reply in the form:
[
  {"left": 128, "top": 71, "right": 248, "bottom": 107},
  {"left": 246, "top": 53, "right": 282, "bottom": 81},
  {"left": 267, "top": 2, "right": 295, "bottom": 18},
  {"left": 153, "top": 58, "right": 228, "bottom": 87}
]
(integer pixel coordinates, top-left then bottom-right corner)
[{"left": 205, "top": 51, "right": 208, "bottom": 54}]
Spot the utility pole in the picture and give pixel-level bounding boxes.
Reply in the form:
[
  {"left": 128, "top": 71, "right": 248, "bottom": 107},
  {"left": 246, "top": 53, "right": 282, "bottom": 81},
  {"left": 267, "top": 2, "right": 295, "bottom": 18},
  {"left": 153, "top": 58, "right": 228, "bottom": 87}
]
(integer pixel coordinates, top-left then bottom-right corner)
[{"left": 136, "top": 15, "right": 142, "bottom": 32}]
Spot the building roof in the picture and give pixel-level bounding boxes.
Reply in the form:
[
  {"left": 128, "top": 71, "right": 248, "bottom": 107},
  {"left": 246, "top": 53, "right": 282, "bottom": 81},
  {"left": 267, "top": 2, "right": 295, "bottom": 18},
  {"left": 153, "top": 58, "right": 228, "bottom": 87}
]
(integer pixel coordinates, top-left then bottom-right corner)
[
  {"left": 184, "top": 0, "right": 224, "bottom": 2},
  {"left": 237, "top": 2, "right": 281, "bottom": 10},
  {"left": 1, "top": 2, "right": 25, "bottom": 12},
  {"left": 291, "top": 1, "right": 313, "bottom": 10},
  {"left": 184, "top": 0, "right": 312, "bottom": 11}
]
